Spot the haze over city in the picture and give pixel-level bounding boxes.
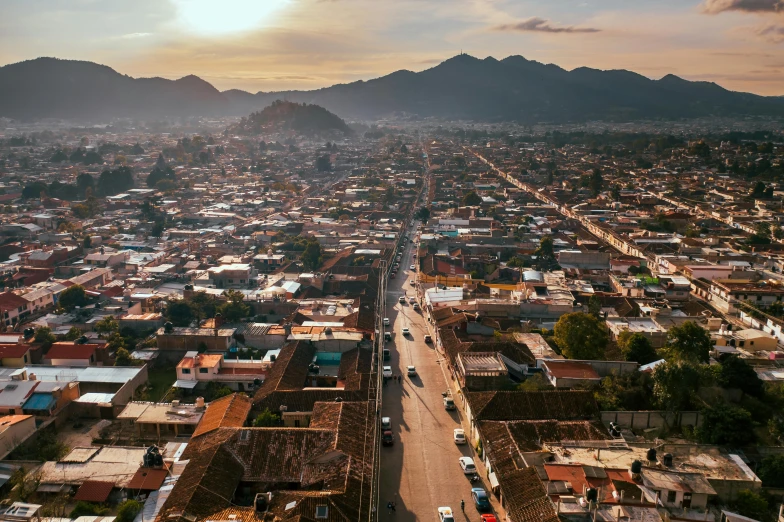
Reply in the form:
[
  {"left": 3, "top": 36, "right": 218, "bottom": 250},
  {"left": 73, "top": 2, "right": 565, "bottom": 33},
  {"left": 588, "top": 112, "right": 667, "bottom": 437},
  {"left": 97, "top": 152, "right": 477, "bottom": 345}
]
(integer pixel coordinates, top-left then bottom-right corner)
[{"left": 1, "top": 0, "right": 784, "bottom": 94}]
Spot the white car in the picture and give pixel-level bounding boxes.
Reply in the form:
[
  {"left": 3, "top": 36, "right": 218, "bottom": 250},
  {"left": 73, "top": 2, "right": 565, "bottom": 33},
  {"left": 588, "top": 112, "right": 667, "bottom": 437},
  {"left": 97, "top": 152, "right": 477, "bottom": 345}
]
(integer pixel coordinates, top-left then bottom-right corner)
[
  {"left": 399, "top": 296, "right": 406, "bottom": 303},
  {"left": 453, "top": 428, "right": 466, "bottom": 444},
  {"left": 407, "top": 365, "right": 417, "bottom": 377},
  {"left": 410, "top": 264, "right": 416, "bottom": 270},
  {"left": 459, "top": 456, "right": 476, "bottom": 475},
  {"left": 382, "top": 366, "right": 393, "bottom": 378},
  {"left": 402, "top": 327, "right": 410, "bottom": 336},
  {"left": 438, "top": 507, "right": 455, "bottom": 522},
  {"left": 409, "top": 296, "right": 416, "bottom": 304},
  {"left": 383, "top": 318, "right": 390, "bottom": 326},
  {"left": 410, "top": 280, "right": 415, "bottom": 286}
]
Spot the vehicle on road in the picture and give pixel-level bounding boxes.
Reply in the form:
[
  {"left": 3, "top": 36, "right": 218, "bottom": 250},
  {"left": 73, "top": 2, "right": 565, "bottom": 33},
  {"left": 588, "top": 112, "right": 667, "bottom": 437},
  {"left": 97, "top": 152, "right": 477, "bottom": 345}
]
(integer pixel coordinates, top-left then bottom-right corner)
[
  {"left": 402, "top": 327, "right": 410, "bottom": 336},
  {"left": 382, "top": 430, "right": 394, "bottom": 446},
  {"left": 383, "top": 348, "right": 390, "bottom": 361},
  {"left": 459, "top": 457, "right": 476, "bottom": 475},
  {"left": 437, "top": 507, "right": 455, "bottom": 522},
  {"left": 413, "top": 303, "right": 420, "bottom": 311},
  {"left": 382, "top": 366, "right": 392, "bottom": 378},
  {"left": 409, "top": 296, "right": 416, "bottom": 304},
  {"left": 480, "top": 515, "right": 497, "bottom": 522},
  {"left": 410, "top": 280, "right": 415, "bottom": 286},
  {"left": 471, "top": 488, "right": 490, "bottom": 511},
  {"left": 407, "top": 365, "right": 417, "bottom": 377},
  {"left": 444, "top": 396, "right": 455, "bottom": 410},
  {"left": 390, "top": 273, "right": 395, "bottom": 279},
  {"left": 399, "top": 296, "right": 406, "bottom": 303},
  {"left": 410, "top": 265, "right": 416, "bottom": 270},
  {"left": 424, "top": 334, "right": 432, "bottom": 343},
  {"left": 383, "top": 318, "right": 390, "bottom": 326},
  {"left": 381, "top": 417, "right": 391, "bottom": 430},
  {"left": 453, "top": 428, "right": 466, "bottom": 444},
  {"left": 384, "top": 332, "right": 392, "bottom": 341}
]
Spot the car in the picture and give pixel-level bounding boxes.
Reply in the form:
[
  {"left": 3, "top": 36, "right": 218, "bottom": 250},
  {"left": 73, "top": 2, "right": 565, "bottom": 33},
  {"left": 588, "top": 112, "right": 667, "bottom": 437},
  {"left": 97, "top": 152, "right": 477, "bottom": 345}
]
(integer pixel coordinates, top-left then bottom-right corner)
[
  {"left": 410, "top": 264, "right": 416, "bottom": 270},
  {"left": 382, "top": 430, "right": 394, "bottom": 446},
  {"left": 410, "top": 280, "right": 415, "bottom": 286},
  {"left": 383, "top": 348, "right": 390, "bottom": 361},
  {"left": 407, "top": 365, "right": 417, "bottom": 377},
  {"left": 413, "top": 303, "right": 420, "bottom": 311},
  {"left": 453, "top": 428, "right": 466, "bottom": 444},
  {"left": 424, "top": 334, "right": 432, "bottom": 343},
  {"left": 444, "top": 396, "right": 455, "bottom": 410},
  {"left": 390, "top": 273, "right": 396, "bottom": 279},
  {"left": 437, "top": 507, "right": 455, "bottom": 522},
  {"left": 459, "top": 457, "right": 476, "bottom": 475},
  {"left": 402, "top": 327, "right": 410, "bottom": 336},
  {"left": 399, "top": 296, "right": 406, "bottom": 303},
  {"left": 382, "top": 366, "right": 392, "bottom": 378},
  {"left": 471, "top": 488, "right": 490, "bottom": 511},
  {"left": 480, "top": 515, "right": 497, "bottom": 522},
  {"left": 384, "top": 332, "right": 392, "bottom": 341},
  {"left": 381, "top": 417, "right": 392, "bottom": 430},
  {"left": 383, "top": 318, "right": 390, "bottom": 326},
  {"left": 409, "top": 296, "right": 416, "bottom": 304}
]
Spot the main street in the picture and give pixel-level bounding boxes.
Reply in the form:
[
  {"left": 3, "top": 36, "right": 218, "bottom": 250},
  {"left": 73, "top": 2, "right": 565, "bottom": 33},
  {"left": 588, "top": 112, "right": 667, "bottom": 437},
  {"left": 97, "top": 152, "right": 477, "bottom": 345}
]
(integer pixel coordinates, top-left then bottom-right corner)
[{"left": 378, "top": 225, "right": 493, "bottom": 522}]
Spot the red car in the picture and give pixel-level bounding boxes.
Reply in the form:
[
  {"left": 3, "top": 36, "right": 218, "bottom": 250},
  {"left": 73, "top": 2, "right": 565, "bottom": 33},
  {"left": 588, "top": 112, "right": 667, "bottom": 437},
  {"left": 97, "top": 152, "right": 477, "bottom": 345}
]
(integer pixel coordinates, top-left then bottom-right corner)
[
  {"left": 480, "top": 515, "right": 497, "bottom": 522},
  {"left": 382, "top": 431, "right": 394, "bottom": 446},
  {"left": 390, "top": 273, "right": 396, "bottom": 279}
]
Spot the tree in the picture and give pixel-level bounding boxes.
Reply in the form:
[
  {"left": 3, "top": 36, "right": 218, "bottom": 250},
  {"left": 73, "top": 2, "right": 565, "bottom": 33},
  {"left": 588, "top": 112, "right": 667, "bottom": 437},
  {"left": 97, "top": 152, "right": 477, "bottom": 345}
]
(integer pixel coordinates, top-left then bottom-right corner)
[
  {"left": 751, "top": 181, "right": 767, "bottom": 198},
  {"left": 732, "top": 490, "right": 769, "bottom": 521},
  {"left": 663, "top": 321, "right": 711, "bottom": 364},
  {"left": 188, "top": 292, "right": 219, "bottom": 321},
  {"left": 652, "top": 361, "right": 701, "bottom": 411},
  {"left": 590, "top": 168, "right": 603, "bottom": 196},
  {"left": 69, "top": 502, "right": 108, "bottom": 519},
  {"left": 94, "top": 316, "right": 119, "bottom": 335},
  {"left": 618, "top": 331, "right": 659, "bottom": 365},
  {"left": 611, "top": 185, "right": 621, "bottom": 201},
  {"left": 695, "top": 402, "right": 755, "bottom": 445},
  {"left": 716, "top": 354, "right": 764, "bottom": 397},
  {"left": 415, "top": 207, "right": 431, "bottom": 222},
  {"left": 461, "top": 191, "right": 482, "bottom": 206},
  {"left": 83, "top": 236, "right": 92, "bottom": 249},
  {"left": 757, "top": 454, "right": 784, "bottom": 488},
  {"left": 97, "top": 166, "right": 134, "bottom": 196},
  {"left": 147, "top": 165, "right": 176, "bottom": 188},
  {"left": 533, "top": 235, "right": 559, "bottom": 271},
  {"left": 218, "top": 290, "right": 250, "bottom": 322},
  {"left": 151, "top": 221, "right": 165, "bottom": 238},
  {"left": 64, "top": 327, "right": 83, "bottom": 341},
  {"left": 58, "top": 285, "right": 88, "bottom": 311},
  {"left": 749, "top": 222, "right": 772, "bottom": 244},
  {"left": 253, "top": 407, "right": 281, "bottom": 427},
  {"left": 316, "top": 155, "right": 331, "bottom": 172},
  {"left": 553, "top": 312, "right": 608, "bottom": 360},
  {"left": 517, "top": 373, "right": 551, "bottom": 391},
  {"left": 114, "top": 347, "right": 133, "bottom": 366},
  {"left": 587, "top": 295, "right": 602, "bottom": 319},
  {"left": 116, "top": 500, "right": 142, "bottom": 522},
  {"left": 302, "top": 240, "right": 323, "bottom": 271},
  {"left": 165, "top": 300, "right": 196, "bottom": 327},
  {"left": 34, "top": 327, "right": 56, "bottom": 348}
]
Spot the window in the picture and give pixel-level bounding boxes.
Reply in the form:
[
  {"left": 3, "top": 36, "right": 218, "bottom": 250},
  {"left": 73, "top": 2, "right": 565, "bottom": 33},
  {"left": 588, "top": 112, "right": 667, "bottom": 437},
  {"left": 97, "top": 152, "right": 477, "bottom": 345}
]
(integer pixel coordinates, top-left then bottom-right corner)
[
  {"left": 182, "top": 368, "right": 191, "bottom": 374},
  {"left": 240, "top": 430, "right": 250, "bottom": 441},
  {"left": 315, "top": 506, "right": 328, "bottom": 519},
  {"left": 199, "top": 368, "right": 208, "bottom": 374},
  {"left": 667, "top": 491, "right": 676, "bottom": 504}
]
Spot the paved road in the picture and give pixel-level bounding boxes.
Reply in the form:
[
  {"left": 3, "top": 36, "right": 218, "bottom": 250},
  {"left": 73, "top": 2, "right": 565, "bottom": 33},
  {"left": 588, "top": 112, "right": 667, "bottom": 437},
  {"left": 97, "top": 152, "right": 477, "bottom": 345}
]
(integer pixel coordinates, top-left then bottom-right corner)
[{"left": 379, "top": 233, "right": 492, "bottom": 522}]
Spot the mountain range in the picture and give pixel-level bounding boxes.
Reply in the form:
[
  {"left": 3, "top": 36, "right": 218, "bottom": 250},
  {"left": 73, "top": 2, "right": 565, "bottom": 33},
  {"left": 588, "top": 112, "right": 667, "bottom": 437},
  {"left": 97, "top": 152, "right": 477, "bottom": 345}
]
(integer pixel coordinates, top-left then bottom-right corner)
[{"left": 1, "top": 55, "right": 782, "bottom": 123}]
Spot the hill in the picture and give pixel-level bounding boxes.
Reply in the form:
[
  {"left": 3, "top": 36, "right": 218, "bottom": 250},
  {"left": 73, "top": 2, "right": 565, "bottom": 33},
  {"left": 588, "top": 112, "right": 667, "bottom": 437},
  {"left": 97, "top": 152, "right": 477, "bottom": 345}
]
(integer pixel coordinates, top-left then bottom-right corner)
[
  {"left": 231, "top": 100, "right": 352, "bottom": 135},
  {"left": 1, "top": 55, "right": 783, "bottom": 122}
]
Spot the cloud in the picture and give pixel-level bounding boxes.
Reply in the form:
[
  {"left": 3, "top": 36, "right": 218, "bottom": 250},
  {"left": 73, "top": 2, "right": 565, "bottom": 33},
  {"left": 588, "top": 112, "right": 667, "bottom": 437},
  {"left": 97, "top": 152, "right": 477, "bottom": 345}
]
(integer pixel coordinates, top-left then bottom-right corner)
[
  {"left": 120, "top": 32, "right": 152, "bottom": 39},
  {"left": 754, "top": 23, "right": 784, "bottom": 41},
  {"left": 701, "top": 0, "right": 784, "bottom": 14},
  {"left": 493, "top": 17, "right": 601, "bottom": 34}
]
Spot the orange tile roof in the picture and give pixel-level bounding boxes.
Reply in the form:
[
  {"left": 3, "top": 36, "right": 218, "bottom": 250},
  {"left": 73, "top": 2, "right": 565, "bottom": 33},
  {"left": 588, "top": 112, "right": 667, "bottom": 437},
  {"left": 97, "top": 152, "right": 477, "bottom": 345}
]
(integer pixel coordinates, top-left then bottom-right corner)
[
  {"left": 191, "top": 393, "right": 252, "bottom": 439},
  {"left": 127, "top": 466, "right": 170, "bottom": 490},
  {"left": 73, "top": 480, "right": 114, "bottom": 502}
]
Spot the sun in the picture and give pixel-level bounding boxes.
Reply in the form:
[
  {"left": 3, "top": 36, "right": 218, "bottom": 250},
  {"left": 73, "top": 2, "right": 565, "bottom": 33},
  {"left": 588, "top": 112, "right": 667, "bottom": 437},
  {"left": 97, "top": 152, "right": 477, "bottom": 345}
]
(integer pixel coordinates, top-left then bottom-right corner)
[{"left": 174, "top": 0, "right": 291, "bottom": 35}]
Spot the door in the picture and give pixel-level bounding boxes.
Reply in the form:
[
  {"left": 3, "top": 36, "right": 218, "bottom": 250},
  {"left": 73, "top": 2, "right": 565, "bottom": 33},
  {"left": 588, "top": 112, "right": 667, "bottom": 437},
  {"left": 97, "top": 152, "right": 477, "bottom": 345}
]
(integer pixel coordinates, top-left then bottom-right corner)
[{"left": 682, "top": 493, "right": 691, "bottom": 509}]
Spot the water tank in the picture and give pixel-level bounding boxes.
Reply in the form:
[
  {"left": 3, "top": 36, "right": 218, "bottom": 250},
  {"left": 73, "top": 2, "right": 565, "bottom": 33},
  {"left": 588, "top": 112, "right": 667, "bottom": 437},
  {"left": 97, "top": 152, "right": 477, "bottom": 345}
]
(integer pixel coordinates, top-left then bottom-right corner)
[
  {"left": 646, "top": 448, "right": 657, "bottom": 463},
  {"left": 154, "top": 453, "right": 163, "bottom": 467},
  {"left": 142, "top": 452, "right": 150, "bottom": 467},
  {"left": 663, "top": 453, "right": 673, "bottom": 467},
  {"left": 631, "top": 460, "right": 642, "bottom": 474},
  {"left": 255, "top": 494, "right": 267, "bottom": 513},
  {"left": 164, "top": 321, "right": 174, "bottom": 333},
  {"left": 172, "top": 400, "right": 180, "bottom": 408},
  {"left": 195, "top": 397, "right": 205, "bottom": 409},
  {"left": 28, "top": 373, "right": 36, "bottom": 381},
  {"left": 585, "top": 488, "right": 598, "bottom": 502}
]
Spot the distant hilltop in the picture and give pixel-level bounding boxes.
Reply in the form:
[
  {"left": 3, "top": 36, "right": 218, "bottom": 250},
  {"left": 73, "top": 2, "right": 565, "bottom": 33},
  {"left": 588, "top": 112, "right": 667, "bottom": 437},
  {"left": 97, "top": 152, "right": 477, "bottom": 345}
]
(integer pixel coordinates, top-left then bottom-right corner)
[
  {"left": 230, "top": 100, "right": 352, "bottom": 136},
  {"left": 1, "top": 55, "right": 783, "bottom": 123}
]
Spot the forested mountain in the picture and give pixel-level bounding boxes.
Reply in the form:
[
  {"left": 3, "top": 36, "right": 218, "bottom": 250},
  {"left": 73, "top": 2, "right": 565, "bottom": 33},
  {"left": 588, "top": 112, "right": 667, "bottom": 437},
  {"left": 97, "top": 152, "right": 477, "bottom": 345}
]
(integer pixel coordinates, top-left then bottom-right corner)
[{"left": 231, "top": 100, "right": 352, "bottom": 135}]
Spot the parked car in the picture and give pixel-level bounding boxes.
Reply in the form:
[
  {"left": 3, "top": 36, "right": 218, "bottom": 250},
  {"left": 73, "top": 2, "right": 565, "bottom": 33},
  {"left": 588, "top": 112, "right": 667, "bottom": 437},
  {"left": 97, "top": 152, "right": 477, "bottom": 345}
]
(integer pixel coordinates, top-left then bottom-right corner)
[
  {"left": 424, "top": 334, "right": 432, "bottom": 343},
  {"left": 453, "top": 428, "right": 466, "bottom": 444},
  {"left": 407, "top": 365, "right": 417, "bottom": 377},
  {"left": 410, "top": 279, "right": 415, "bottom": 286},
  {"left": 383, "top": 348, "right": 390, "bottom": 361},
  {"left": 382, "top": 430, "right": 394, "bottom": 446},
  {"left": 381, "top": 417, "right": 392, "bottom": 430},
  {"left": 384, "top": 332, "right": 392, "bottom": 341},
  {"left": 383, "top": 366, "right": 393, "bottom": 378},
  {"left": 480, "top": 515, "right": 497, "bottom": 522},
  {"left": 402, "top": 327, "right": 410, "bottom": 336},
  {"left": 383, "top": 318, "right": 390, "bottom": 326},
  {"left": 471, "top": 488, "right": 490, "bottom": 511},
  {"left": 409, "top": 296, "right": 416, "bottom": 304},
  {"left": 413, "top": 303, "right": 420, "bottom": 311},
  {"left": 438, "top": 507, "right": 455, "bottom": 522},
  {"left": 390, "top": 273, "right": 396, "bottom": 279},
  {"left": 444, "top": 396, "right": 455, "bottom": 410},
  {"left": 410, "top": 264, "right": 416, "bottom": 270},
  {"left": 459, "top": 457, "right": 476, "bottom": 475},
  {"left": 399, "top": 296, "right": 406, "bottom": 303}
]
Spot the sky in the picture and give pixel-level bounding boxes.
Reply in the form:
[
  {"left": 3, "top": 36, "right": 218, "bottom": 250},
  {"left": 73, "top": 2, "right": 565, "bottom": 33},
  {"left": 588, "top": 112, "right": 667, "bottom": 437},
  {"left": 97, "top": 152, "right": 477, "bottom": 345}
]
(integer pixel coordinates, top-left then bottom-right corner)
[{"left": 1, "top": 0, "right": 783, "bottom": 95}]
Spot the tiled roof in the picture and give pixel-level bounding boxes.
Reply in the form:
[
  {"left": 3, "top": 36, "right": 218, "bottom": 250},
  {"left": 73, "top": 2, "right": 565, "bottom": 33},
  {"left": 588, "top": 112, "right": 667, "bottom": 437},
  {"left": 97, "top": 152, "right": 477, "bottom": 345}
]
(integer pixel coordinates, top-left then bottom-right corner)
[
  {"left": 544, "top": 361, "right": 601, "bottom": 380},
  {"left": 252, "top": 341, "right": 316, "bottom": 401},
  {"left": 0, "top": 344, "right": 30, "bottom": 359},
  {"left": 440, "top": 329, "right": 535, "bottom": 367},
  {"left": 254, "top": 389, "right": 367, "bottom": 413},
  {"left": 465, "top": 390, "right": 598, "bottom": 422},
  {"left": 501, "top": 467, "right": 559, "bottom": 522},
  {"left": 191, "top": 393, "right": 252, "bottom": 439},
  {"left": 337, "top": 347, "right": 374, "bottom": 391},
  {"left": 73, "top": 480, "right": 114, "bottom": 502},
  {"left": 127, "top": 466, "right": 170, "bottom": 490},
  {"left": 341, "top": 309, "right": 375, "bottom": 332},
  {"left": 44, "top": 342, "right": 97, "bottom": 361}
]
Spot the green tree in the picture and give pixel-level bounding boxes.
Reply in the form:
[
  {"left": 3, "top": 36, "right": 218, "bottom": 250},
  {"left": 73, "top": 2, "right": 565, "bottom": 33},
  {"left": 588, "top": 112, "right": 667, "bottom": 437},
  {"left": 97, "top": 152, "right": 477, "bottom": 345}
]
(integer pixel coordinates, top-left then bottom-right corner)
[
  {"left": 618, "top": 331, "right": 659, "bottom": 365},
  {"left": 96, "top": 166, "right": 134, "bottom": 196},
  {"left": 94, "top": 316, "right": 119, "bottom": 335},
  {"left": 716, "top": 354, "right": 764, "bottom": 397},
  {"left": 663, "top": 321, "right": 711, "bottom": 364},
  {"left": 517, "top": 373, "right": 551, "bottom": 391},
  {"left": 751, "top": 181, "right": 767, "bottom": 198},
  {"left": 64, "top": 327, "right": 83, "bottom": 341},
  {"left": 316, "top": 155, "right": 331, "bottom": 172},
  {"left": 114, "top": 347, "right": 134, "bottom": 366},
  {"left": 151, "top": 221, "right": 165, "bottom": 238},
  {"left": 652, "top": 361, "right": 701, "bottom": 411},
  {"left": 76, "top": 173, "right": 94, "bottom": 196},
  {"left": 165, "top": 300, "right": 196, "bottom": 327},
  {"left": 749, "top": 222, "right": 772, "bottom": 244},
  {"left": 553, "top": 312, "right": 608, "bottom": 360},
  {"left": 252, "top": 407, "right": 282, "bottom": 427},
  {"left": 69, "top": 502, "right": 108, "bottom": 519},
  {"left": 301, "top": 240, "right": 323, "bottom": 271},
  {"left": 533, "top": 235, "right": 560, "bottom": 272},
  {"left": 188, "top": 292, "right": 219, "bottom": 321},
  {"left": 34, "top": 327, "right": 56, "bottom": 348},
  {"left": 732, "top": 489, "right": 768, "bottom": 521},
  {"left": 115, "top": 500, "right": 142, "bottom": 522},
  {"left": 587, "top": 295, "right": 602, "bottom": 319},
  {"left": 58, "top": 285, "right": 88, "bottom": 311},
  {"left": 695, "top": 402, "right": 755, "bottom": 446},
  {"left": 83, "top": 236, "right": 92, "bottom": 249},
  {"left": 590, "top": 168, "right": 603, "bottom": 196},
  {"left": 415, "top": 207, "right": 431, "bottom": 222},
  {"left": 218, "top": 290, "right": 250, "bottom": 322},
  {"left": 147, "top": 165, "right": 176, "bottom": 188},
  {"left": 757, "top": 454, "right": 784, "bottom": 488},
  {"left": 461, "top": 191, "right": 482, "bottom": 206}
]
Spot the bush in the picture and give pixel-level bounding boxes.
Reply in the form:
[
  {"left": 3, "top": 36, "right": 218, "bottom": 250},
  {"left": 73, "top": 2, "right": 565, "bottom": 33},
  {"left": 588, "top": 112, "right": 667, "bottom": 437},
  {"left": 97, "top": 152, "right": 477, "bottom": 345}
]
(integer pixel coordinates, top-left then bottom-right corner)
[
  {"left": 732, "top": 489, "right": 769, "bottom": 521},
  {"left": 758, "top": 454, "right": 784, "bottom": 488},
  {"left": 695, "top": 403, "right": 756, "bottom": 446},
  {"left": 69, "top": 502, "right": 108, "bottom": 519},
  {"left": 116, "top": 500, "right": 142, "bottom": 522}
]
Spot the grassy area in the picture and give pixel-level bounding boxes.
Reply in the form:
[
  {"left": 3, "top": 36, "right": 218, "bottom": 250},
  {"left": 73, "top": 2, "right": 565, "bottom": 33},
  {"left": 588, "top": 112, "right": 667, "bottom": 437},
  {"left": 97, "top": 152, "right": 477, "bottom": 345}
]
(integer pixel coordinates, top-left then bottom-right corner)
[{"left": 141, "top": 365, "right": 177, "bottom": 403}]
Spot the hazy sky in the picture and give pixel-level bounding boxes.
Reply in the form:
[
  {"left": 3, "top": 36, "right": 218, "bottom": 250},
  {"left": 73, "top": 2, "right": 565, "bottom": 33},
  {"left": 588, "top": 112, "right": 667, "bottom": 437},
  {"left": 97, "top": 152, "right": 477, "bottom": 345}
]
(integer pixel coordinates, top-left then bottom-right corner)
[{"left": 1, "top": 0, "right": 783, "bottom": 95}]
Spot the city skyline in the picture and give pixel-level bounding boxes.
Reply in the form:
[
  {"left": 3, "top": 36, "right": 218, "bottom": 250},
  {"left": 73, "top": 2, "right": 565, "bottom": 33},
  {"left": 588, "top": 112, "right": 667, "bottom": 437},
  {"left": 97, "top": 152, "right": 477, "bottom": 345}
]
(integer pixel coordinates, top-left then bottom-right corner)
[{"left": 1, "top": 0, "right": 783, "bottom": 95}]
